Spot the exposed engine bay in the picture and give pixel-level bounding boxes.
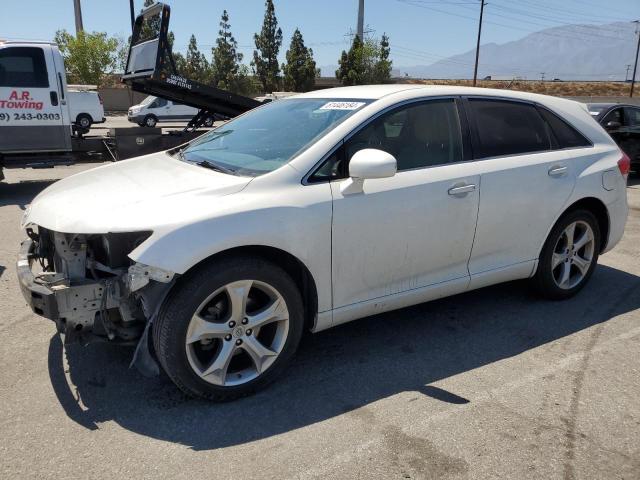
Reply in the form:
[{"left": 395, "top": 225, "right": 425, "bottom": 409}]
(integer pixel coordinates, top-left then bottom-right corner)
[{"left": 18, "top": 226, "right": 175, "bottom": 345}]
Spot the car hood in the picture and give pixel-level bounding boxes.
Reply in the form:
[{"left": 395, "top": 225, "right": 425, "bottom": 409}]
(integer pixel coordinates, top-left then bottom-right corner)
[{"left": 24, "top": 152, "right": 253, "bottom": 234}]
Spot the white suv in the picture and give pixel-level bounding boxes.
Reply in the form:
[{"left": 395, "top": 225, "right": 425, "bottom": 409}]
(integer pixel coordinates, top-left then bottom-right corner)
[{"left": 18, "top": 85, "right": 629, "bottom": 400}]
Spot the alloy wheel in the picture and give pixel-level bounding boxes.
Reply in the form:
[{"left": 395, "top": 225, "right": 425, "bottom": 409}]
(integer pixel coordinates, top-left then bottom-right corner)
[
  {"left": 185, "top": 280, "right": 289, "bottom": 386},
  {"left": 551, "top": 220, "right": 595, "bottom": 290}
]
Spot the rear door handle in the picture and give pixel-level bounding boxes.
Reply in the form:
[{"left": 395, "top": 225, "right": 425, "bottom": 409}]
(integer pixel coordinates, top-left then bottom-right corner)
[
  {"left": 448, "top": 183, "right": 476, "bottom": 196},
  {"left": 50, "top": 91, "right": 58, "bottom": 106},
  {"left": 548, "top": 165, "right": 568, "bottom": 177}
]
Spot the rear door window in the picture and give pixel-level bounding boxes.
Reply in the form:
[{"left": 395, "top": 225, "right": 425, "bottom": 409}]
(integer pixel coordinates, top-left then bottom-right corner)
[
  {"left": 468, "top": 99, "right": 551, "bottom": 158},
  {"left": 624, "top": 107, "right": 640, "bottom": 127},
  {"left": 0, "top": 46, "right": 49, "bottom": 88},
  {"left": 537, "top": 108, "right": 591, "bottom": 149}
]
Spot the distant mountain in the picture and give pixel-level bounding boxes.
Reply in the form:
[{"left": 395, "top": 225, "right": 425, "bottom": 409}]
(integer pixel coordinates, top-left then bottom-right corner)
[{"left": 396, "top": 22, "right": 637, "bottom": 81}]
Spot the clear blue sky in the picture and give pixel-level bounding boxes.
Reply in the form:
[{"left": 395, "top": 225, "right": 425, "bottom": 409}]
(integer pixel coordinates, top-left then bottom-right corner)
[{"left": 1, "top": 0, "right": 639, "bottom": 75}]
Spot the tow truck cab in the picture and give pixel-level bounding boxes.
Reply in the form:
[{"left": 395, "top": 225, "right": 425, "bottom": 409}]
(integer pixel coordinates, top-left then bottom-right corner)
[{"left": 0, "top": 41, "right": 73, "bottom": 155}]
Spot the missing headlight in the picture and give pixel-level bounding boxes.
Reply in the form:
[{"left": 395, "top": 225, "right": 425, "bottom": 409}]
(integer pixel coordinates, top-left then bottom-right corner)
[{"left": 88, "top": 231, "right": 152, "bottom": 269}]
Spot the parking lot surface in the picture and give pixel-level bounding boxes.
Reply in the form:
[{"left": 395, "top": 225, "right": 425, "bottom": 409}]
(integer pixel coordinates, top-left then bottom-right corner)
[{"left": 1, "top": 165, "right": 639, "bottom": 479}]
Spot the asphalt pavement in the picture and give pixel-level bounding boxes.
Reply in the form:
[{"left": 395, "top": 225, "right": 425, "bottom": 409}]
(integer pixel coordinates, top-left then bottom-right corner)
[{"left": 1, "top": 163, "right": 639, "bottom": 479}]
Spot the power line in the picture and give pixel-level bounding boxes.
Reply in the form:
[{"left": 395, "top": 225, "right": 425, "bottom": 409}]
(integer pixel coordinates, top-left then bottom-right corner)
[
  {"left": 497, "top": 0, "right": 632, "bottom": 24},
  {"left": 565, "top": 0, "right": 639, "bottom": 17},
  {"left": 485, "top": 3, "right": 630, "bottom": 40},
  {"left": 396, "top": 0, "right": 633, "bottom": 43}
]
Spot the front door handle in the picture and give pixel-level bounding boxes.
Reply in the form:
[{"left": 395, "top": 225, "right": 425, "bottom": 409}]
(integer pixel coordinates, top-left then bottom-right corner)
[
  {"left": 548, "top": 165, "right": 568, "bottom": 177},
  {"left": 448, "top": 183, "right": 476, "bottom": 196}
]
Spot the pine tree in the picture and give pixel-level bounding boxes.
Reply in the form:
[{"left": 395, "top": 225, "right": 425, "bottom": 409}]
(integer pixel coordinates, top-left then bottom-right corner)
[
  {"left": 211, "top": 10, "right": 243, "bottom": 91},
  {"left": 336, "top": 34, "right": 392, "bottom": 85},
  {"left": 282, "top": 29, "right": 318, "bottom": 92},
  {"left": 184, "top": 34, "right": 210, "bottom": 83},
  {"left": 252, "top": 0, "right": 283, "bottom": 93},
  {"left": 336, "top": 35, "right": 364, "bottom": 86},
  {"left": 374, "top": 34, "right": 392, "bottom": 83}
]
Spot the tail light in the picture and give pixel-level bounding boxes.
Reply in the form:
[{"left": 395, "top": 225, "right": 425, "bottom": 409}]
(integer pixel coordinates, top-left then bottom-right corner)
[
  {"left": 618, "top": 151, "right": 631, "bottom": 178},
  {"left": 98, "top": 93, "right": 103, "bottom": 105}
]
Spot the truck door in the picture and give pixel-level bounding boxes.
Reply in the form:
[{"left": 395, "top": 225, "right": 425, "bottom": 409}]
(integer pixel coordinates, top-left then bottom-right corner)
[{"left": 0, "top": 44, "right": 71, "bottom": 153}]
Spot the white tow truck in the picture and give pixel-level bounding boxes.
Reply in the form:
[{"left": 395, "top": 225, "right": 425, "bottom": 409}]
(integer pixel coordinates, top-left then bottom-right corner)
[{"left": 0, "top": 24, "right": 259, "bottom": 181}]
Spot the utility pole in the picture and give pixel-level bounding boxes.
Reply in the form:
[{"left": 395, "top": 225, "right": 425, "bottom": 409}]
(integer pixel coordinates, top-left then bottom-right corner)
[
  {"left": 73, "top": 0, "right": 83, "bottom": 35},
  {"left": 129, "top": 0, "right": 136, "bottom": 32},
  {"left": 626, "top": 64, "right": 632, "bottom": 82},
  {"left": 631, "top": 20, "right": 640, "bottom": 97},
  {"left": 357, "top": 0, "right": 365, "bottom": 40},
  {"left": 473, "top": 0, "right": 486, "bottom": 87}
]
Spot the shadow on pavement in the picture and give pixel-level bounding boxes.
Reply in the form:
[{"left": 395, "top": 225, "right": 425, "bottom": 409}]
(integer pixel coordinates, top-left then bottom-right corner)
[
  {"left": 47, "top": 263, "right": 640, "bottom": 450},
  {"left": 0, "top": 180, "right": 56, "bottom": 209}
]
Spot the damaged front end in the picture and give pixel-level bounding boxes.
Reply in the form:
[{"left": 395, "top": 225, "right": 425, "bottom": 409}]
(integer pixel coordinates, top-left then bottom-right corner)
[{"left": 17, "top": 227, "right": 175, "bottom": 346}]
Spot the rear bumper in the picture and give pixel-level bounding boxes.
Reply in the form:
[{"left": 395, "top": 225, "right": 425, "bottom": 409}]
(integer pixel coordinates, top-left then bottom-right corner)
[{"left": 603, "top": 196, "right": 628, "bottom": 254}]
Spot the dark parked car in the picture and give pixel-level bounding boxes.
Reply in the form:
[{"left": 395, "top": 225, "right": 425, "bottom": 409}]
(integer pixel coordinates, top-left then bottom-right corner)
[{"left": 588, "top": 103, "right": 640, "bottom": 172}]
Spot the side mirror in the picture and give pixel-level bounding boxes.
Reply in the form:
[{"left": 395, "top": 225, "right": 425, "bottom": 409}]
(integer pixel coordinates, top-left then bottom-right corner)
[
  {"left": 349, "top": 148, "right": 397, "bottom": 180},
  {"left": 605, "top": 120, "right": 622, "bottom": 130}
]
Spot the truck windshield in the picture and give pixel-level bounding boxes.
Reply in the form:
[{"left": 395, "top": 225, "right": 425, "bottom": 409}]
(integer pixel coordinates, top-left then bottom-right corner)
[{"left": 180, "top": 98, "right": 371, "bottom": 176}]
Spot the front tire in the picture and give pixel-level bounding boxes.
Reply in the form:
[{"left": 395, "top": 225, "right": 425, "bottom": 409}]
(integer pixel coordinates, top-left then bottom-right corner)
[
  {"left": 153, "top": 256, "right": 304, "bottom": 401},
  {"left": 143, "top": 115, "right": 157, "bottom": 128},
  {"left": 533, "top": 209, "right": 600, "bottom": 300}
]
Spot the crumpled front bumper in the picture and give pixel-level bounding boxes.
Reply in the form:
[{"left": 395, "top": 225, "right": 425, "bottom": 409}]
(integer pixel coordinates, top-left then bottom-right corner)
[
  {"left": 17, "top": 239, "right": 60, "bottom": 322},
  {"left": 17, "top": 238, "right": 114, "bottom": 342}
]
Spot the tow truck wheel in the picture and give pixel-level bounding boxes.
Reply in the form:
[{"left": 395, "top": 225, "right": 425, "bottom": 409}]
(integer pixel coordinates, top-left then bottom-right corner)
[
  {"left": 204, "top": 116, "right": 214, "bottom": 127},
  {"left": 143, "top": 115, "right": 158, "bottom": 128},
  {"left": 153, "top": 255, "right": 304, "bottom": 401},
  {"left": 76, "top": 114, "right": 92, "bottom": 129}
]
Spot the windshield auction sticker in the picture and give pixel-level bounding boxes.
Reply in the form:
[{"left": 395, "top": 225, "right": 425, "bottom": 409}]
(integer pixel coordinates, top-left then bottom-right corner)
[{"left": 319, "top": 101, "right": 366, "bottom": 110}]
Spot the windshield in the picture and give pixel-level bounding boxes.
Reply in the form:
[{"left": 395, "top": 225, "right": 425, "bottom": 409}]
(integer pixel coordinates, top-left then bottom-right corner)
[
  {"left": 179, "top": 98, "right": 371, "bottom": 176},
  {"left": 140, "top": 95, "right": 156, "bottom": 106}
]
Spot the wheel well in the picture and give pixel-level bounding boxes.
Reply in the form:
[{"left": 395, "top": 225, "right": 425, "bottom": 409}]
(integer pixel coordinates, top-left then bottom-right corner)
[
  {"left": 563, "top": 197, "right": 610, "bottom": 252},
  {"left": 183, "top": 246, "right": 319, "bottom": 331},
  {"left": 76, "top": 113, "right": 91, "bottom": 122}
]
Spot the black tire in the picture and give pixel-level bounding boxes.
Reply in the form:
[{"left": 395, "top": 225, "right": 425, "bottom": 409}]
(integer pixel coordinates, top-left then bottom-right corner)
[
  {"left": 143, "top": 115, "right": 157, "bottom": 128},
  {"left": 76, "top": 113, "right": 92, "bottom": 129},
  {"left": 153, "top": 255, "right": 304, "bottom": 401},
  {"left": 203, "top": 116, "right": 214, "bottom": 127},
  {"left": 533, "top": 209, "right": 601, "bottom": 300}
]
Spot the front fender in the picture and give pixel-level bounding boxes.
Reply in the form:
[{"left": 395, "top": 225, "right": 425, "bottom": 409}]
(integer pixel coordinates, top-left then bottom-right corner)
[{"left": 128, "top": 185, "right": 333, "bottom": 312}]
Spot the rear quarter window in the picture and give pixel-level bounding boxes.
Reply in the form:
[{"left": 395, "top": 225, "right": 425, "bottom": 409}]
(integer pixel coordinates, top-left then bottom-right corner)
[
  {"left": 537, "top": 107, "right": 591, "bottom": 149},
  {"left": 468, "top": 99, "right": 551, "bottom": 158}
]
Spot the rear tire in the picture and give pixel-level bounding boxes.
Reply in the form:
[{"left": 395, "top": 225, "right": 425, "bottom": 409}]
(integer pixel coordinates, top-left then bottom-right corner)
[
  {"left": 204, "top": 116, "right": 214, "bottom": 127},
  {"left": 153, "top": 255, "right": 304, "bottom": 401},
  {"left": 533, "top": 209, "right": 600, "bottom": 300},
  {"left": 76, "top": 113, "right": 92, "bottom": 129}
]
